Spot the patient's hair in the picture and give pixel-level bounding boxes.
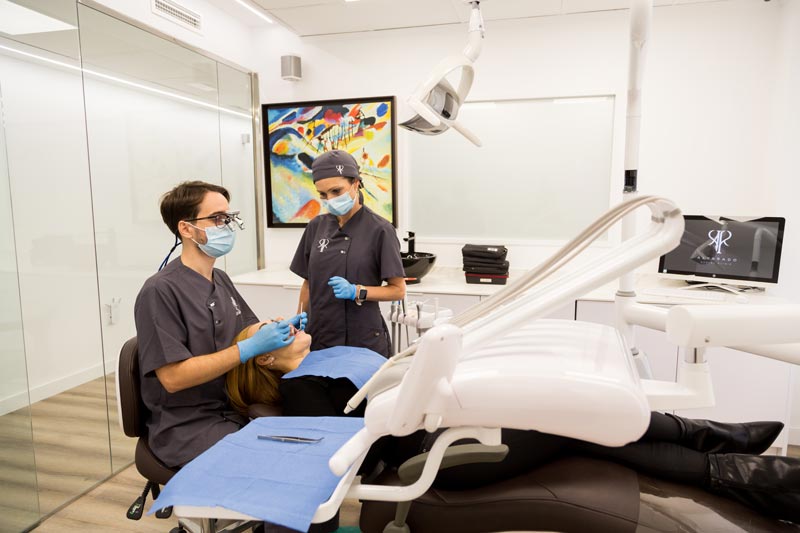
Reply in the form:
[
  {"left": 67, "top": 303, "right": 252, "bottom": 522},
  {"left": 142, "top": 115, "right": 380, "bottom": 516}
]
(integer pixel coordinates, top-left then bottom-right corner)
[
  {"left": 160, "top": 180, "right": 230, "bottom": 238},
  {"left": 225, "top": 328, "right": 282, "bottom": 417}
]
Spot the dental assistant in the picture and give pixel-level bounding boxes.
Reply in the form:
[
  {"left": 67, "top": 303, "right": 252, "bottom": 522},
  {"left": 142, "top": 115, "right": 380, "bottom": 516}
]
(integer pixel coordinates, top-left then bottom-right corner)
[{"left": 291, "top": 150, "right": 405, "bottom": 357}]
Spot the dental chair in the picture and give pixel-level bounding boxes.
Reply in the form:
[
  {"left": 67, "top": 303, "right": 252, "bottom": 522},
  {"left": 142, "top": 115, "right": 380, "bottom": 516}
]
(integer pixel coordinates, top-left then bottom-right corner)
[
  {"left": 328, "top": 196, "right": 800, "bottom": 533},
  {"left": 359, "top": 453, "right": 800, "bottom": 533}
]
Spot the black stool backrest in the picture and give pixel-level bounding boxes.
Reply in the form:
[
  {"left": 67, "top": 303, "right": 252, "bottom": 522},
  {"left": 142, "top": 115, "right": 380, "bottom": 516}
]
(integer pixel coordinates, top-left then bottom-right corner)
[{"left": 118, "top": 337, "right": 146, "bottom": 438}]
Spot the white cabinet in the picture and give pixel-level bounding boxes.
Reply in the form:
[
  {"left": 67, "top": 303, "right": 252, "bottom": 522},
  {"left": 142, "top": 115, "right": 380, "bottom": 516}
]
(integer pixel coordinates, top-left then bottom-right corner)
[
  {"left": 406, "top": 291, "right": 482, "bottom": 316},
  {"left": 576, "top": 301, "right": 679, "bottom": 382},
  {"left": 234, "top": 284, "right": 300, "bottom": 322}
]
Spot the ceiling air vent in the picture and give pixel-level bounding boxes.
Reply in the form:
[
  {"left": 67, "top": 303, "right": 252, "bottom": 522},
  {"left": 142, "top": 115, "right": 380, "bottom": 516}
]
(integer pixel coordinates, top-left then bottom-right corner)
[{"left": 152, "top": 0, "right": 202, "bottom": 33}]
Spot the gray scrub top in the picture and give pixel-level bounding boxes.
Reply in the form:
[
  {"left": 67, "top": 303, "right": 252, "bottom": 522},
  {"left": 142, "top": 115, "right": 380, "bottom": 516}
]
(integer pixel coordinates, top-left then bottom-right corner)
[
  {"left": 133, "top": 258, "right": 258, "bottom": 468},
  {"left": 291, "top": 206, "right": 404, "bottom": 357}
]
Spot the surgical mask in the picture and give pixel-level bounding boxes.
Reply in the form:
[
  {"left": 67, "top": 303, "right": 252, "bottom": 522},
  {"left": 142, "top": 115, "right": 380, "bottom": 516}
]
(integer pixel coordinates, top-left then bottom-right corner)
[
  {"left": 324, "top": 187, "right": 356, "bottom": 216},
  {"left": 190, "top": 224, "right": 236, "bottom": 258}
]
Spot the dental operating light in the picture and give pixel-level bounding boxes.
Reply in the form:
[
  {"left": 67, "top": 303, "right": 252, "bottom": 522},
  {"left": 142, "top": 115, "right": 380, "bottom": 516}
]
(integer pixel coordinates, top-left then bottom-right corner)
[{"left": 399, "top": 0, "right": 485, "bottom": 146}]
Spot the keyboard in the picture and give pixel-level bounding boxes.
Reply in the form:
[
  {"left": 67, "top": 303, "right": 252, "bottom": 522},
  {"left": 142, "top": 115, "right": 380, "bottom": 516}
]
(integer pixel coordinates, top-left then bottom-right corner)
[{"left": 639, "top": 287, "right": 726, "bottom": 303}]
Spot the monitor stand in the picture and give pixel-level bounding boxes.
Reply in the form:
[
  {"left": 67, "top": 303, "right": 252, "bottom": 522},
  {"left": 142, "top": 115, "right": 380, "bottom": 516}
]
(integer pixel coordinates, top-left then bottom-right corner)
[{"left": 682, "top": 281, "right": 765, "bottom": 294}]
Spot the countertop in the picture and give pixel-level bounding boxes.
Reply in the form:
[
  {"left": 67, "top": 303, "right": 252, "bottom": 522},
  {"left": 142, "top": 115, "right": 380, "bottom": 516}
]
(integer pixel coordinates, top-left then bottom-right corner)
[{"left": 231, "top": 267, "right": 781, "bottom": 304}]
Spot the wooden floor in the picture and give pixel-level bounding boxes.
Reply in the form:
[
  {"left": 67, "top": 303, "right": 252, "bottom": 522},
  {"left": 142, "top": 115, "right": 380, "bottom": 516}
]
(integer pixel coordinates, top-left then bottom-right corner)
[{"left": 0, "top": 375, "right": 134, "bottom": 533}]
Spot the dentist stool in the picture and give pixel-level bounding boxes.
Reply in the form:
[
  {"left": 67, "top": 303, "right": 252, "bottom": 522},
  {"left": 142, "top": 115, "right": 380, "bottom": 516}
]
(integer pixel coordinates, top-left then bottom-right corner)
[{"left": 117, "top": 337, "right": 180, "bottom": 522}]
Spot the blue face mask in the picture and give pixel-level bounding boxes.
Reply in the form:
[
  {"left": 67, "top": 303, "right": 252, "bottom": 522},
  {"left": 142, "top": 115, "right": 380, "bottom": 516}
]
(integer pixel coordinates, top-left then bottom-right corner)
[
  {"left": 191, "top": 224, "right": 236, "bottom": 258},
  {"left": 324, "top": 187, "right": 356, "bottom": 216}
]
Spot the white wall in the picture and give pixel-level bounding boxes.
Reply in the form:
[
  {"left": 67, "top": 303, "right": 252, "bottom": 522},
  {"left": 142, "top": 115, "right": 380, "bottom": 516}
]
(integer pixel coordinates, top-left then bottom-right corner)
[
  {"left": 91, "top": 0, "right": 256, "bottom": 69},
  {"left": 253, "top": 0, "right": 800, "bottom": 443},
  {"left": 253, "top": 0, "right": 787, "bottom": 272},
  {"left": 768, "top": 0, "right": 800, "bottom": 444}
]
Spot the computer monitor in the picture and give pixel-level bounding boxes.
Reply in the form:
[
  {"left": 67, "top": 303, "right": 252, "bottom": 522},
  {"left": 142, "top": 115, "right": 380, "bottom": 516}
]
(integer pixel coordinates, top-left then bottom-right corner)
[{"left": 658, "top": 216, "right": 785, "bottom": 288}]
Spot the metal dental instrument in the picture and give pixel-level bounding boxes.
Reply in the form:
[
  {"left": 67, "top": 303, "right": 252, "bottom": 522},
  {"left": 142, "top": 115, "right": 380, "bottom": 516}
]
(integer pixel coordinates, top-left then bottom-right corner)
[{"left": 257, "top": 435, "right": 323, "bottom": 443}]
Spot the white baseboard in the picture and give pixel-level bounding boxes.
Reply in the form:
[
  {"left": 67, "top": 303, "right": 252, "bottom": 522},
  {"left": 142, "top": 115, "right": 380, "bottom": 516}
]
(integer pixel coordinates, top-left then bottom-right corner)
[
  {"left": 23, "top": 364, "right": 107, "bottom": 410},
  {"left": 790, "top": 427, "right": 800, "bottom": 446},
  {"left": 28, "top": 362, "right": 107, "bottom": 404},
  {"left": 0, "top": 361, "right": 119, "bottom": 416},
  {"left": 0, "top": 391, "right": 32, "bottom": 416}
]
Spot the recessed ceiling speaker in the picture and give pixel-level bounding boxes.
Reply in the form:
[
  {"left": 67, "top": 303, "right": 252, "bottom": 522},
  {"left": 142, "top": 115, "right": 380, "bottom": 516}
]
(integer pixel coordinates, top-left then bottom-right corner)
[{"left": 281, "top": 55, "right": 302, "bottom": 81}]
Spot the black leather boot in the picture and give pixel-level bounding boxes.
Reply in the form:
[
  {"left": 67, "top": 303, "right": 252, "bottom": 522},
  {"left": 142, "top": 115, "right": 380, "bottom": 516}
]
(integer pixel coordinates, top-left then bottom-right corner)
[
  {"left": 669, "top": 414, "right": 783, "bottom": 455},
  {"left": 707, "top": 453, "right": 800, "bottom": 524}
]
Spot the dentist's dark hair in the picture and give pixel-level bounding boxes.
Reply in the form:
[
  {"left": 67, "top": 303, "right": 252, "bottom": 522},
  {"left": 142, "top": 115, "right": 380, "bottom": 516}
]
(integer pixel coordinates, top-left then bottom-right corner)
[{"left": 160, "top": 181, "right": 230, "bottom": 237}]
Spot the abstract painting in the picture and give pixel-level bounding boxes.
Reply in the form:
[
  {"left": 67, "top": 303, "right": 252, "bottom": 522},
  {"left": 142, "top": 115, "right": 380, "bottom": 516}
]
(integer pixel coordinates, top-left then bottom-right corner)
[{"left": 263, "top": 96, "right": 396, "bottom": 227}]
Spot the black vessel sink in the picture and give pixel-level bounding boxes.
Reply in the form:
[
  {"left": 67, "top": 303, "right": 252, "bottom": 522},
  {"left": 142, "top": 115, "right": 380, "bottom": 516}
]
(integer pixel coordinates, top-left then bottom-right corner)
[{"left": 402, "top": 252, "right": 436, "bottom": 284}]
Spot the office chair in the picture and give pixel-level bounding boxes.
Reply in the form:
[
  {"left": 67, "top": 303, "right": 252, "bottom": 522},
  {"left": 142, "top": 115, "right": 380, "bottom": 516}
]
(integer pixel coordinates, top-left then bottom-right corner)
[
  {"left": 117, "top": 336, "right": 282, "bottom": 532},
  {"left": 117, "top": 337, "right": 179, "bottom": 523}
]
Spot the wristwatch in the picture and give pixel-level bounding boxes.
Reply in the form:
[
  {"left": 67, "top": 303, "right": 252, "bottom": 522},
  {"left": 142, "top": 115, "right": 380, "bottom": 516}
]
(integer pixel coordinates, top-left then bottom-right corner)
[{"left": 355, "top": 285, "right": 368, "bottom": 306}]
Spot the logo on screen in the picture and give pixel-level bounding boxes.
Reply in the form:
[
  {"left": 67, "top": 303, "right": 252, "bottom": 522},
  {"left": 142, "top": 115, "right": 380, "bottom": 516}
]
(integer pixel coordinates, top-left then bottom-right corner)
[{"left": 707, "top": 230, "right": 732, "bottom": 255}]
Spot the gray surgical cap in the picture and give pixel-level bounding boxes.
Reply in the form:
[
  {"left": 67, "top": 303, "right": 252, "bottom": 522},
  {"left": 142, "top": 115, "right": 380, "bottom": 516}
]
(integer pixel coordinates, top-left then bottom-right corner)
[{"left": 311, "top": 150, "right": 361, "bottom": 182}]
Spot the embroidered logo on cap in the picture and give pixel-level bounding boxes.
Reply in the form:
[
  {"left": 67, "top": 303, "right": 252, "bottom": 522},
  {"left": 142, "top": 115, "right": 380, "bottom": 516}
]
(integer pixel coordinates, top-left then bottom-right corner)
[
  {"left": 318, "top": 238, "right": 330, "bottom": 253},
  {"left": 336, "top": 164, "right": 344, "bottom": 175}
]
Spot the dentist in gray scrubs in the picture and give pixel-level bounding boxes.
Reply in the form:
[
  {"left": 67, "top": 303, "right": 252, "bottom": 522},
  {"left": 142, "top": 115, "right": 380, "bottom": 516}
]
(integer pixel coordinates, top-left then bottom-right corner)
[
  {"left": 135, "top": 181, "right": 306, "bottom": 468},
  {"left": 291, "top": 150, "right": 405, "bottom": 357}
]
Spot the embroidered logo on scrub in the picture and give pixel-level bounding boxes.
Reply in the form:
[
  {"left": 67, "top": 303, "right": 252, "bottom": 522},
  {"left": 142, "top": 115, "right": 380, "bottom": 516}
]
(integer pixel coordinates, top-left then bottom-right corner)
[
  {"left": 318, "top": 238, "right": 330, "bottom": 253},
  {"left": 336, "top": 164, "right": 344, "bottom": 175},
  {"left": 708, "top": 230, "right": 733, "bottom": 255},
  {"left": 230, "top": 296, "right": 242, "bottom": 316}
]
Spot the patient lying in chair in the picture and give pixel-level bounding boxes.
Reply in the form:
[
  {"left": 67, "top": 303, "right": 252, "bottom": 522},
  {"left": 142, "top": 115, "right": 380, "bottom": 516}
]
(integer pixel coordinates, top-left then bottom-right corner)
[{"left": 225, "top": 326, "right": 800, "bottom": 526}]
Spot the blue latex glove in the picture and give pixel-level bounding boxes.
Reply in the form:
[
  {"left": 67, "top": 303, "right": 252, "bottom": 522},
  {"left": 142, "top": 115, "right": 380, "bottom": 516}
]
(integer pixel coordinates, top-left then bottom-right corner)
[
  {"left": 287, "top": 312, "right": 308, "bottom": 331},
  {"left": 328, "top": 276, "right": 356, "bottom": 301},
  {"left": 237, "top": 320, "right": 293, "bottom": 363}
]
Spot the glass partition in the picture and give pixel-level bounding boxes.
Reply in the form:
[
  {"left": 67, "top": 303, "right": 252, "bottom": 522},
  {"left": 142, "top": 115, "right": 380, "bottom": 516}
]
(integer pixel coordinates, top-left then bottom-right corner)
[
  {"left": 218, "top": 62, "right": 257, "bottom": 276},
  {"left": 75, "top": 3, "right": 258, "bottom": 473},
  {"left": 0, "top": 80, "right": 40, "bottom": 533},
  {"left": 0, "top": 1, "right": 259, "bottom": 529},
  {"left": 0, "top": 0, "right": 112, "bottom": 519}
]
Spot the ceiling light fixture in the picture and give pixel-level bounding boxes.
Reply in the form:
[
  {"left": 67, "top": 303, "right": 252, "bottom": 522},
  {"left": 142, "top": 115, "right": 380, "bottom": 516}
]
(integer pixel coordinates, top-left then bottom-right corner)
[
  {"left": 0, "top": 43, "right": 252, "bottom": 119},
  {"left": 234, "top": 0, "right": 273, "bottom": 24}
]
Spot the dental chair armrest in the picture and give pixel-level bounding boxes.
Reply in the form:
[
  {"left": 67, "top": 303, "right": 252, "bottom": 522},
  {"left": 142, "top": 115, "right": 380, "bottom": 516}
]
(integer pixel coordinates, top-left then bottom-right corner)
[{"left": 397, "top": 443, "right": 509, "bottom": 485}]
